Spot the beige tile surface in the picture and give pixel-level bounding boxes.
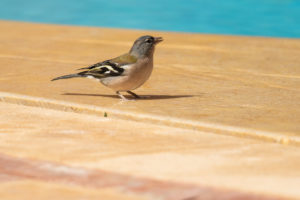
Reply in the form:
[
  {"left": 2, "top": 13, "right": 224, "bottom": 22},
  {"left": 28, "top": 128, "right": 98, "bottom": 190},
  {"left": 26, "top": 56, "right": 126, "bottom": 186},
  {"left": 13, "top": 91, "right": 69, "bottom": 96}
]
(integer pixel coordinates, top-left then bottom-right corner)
[
  {"left": 0, "top": 102, "right": 298, "bottom": 199},
  {"left": 0, "top": 20, "right": 299, "bottom": 143},
  {"left": 0, "top": 180, "right": 146, "bottom": 200}
]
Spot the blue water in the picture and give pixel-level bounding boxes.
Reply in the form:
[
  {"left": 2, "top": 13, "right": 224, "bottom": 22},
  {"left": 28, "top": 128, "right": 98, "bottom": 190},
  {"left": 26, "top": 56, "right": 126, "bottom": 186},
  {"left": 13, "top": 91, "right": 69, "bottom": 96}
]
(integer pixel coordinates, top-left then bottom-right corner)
[{"left": 0, "top": 0, "right": 299, "bottom": 38}]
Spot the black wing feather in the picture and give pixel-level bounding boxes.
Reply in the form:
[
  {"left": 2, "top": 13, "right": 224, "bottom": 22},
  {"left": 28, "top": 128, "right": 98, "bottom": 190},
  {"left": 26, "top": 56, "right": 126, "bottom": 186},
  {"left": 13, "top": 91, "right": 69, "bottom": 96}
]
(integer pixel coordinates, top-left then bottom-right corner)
[{"left": 78, "top": 61, "right": 125, "bottom": 79}]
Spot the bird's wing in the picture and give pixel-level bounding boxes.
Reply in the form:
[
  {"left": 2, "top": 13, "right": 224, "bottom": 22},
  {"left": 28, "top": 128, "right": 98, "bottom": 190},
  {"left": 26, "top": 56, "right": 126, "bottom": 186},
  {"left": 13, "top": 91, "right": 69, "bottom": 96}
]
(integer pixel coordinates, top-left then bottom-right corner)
[
  {"left": 77, "top": 53, "right": 137, "bottom": 79},
  {"left": 109, "top": 53, "right": 138, "bottom": 65}
]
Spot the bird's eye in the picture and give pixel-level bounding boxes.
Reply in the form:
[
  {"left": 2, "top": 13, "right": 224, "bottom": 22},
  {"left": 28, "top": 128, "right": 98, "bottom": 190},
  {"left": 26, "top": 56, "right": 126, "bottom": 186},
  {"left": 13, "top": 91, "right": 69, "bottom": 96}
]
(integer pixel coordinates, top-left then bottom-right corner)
[{"left": 145, "top": 38, "right": 152, "bottom": 43}]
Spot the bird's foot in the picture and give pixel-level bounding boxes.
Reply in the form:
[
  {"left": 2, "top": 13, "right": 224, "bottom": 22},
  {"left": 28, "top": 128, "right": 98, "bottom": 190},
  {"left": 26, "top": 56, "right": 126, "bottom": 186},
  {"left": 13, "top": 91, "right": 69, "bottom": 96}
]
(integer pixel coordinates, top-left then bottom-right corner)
[
  {"left": 116, "top": 91, "right": 137, "bottom": 101},
  {"left": 127, "top": 91, "right": 141, "bottom": 99},
  {"left": 116, "top": 91, "right": 128, "bottom": 101}
]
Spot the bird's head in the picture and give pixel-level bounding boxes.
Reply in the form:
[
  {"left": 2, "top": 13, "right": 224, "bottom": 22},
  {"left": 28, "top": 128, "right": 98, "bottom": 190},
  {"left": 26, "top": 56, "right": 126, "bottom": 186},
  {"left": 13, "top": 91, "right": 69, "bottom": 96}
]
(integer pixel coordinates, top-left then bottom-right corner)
[{"left": 129, "top": 35, "right": 163, "bottom": 58}]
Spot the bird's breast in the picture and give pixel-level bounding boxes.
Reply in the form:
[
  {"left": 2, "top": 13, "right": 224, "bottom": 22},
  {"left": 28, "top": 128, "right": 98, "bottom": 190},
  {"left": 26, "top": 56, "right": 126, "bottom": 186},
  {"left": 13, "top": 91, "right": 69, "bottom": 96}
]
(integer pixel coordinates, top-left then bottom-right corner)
[{"left": 100, "top": 58, "right": 153, "bottom": 91}]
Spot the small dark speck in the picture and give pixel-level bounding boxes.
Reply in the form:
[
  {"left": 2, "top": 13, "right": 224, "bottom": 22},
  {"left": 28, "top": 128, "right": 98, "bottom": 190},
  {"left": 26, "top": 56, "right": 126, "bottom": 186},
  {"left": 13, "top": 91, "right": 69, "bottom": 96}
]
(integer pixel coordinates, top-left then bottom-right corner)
[{"left": 104, "top": 112, "right": 108, "bottom": 117}]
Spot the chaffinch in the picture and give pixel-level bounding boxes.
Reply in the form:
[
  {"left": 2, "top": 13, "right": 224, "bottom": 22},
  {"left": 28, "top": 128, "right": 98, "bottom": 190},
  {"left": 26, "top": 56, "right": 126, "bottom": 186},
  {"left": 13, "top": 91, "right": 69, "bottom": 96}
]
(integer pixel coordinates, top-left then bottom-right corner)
[{"left": 52, "top": 35, "right": 163, "bottom": 100}]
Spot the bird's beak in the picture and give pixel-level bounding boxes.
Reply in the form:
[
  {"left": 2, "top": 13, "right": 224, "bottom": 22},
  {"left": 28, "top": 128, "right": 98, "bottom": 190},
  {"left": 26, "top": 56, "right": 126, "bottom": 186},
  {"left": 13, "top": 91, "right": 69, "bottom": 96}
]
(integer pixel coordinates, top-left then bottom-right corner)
[{"left": 154, "top": 37, "right": 163, "bottom": 44}]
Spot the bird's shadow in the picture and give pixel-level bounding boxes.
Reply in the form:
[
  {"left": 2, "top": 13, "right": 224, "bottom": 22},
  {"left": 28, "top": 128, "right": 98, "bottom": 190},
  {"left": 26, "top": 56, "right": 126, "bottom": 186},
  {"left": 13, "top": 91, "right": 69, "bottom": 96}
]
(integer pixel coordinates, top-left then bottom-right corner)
[{"left": 63, "top": 92, "right": 196, "bottom": 100}]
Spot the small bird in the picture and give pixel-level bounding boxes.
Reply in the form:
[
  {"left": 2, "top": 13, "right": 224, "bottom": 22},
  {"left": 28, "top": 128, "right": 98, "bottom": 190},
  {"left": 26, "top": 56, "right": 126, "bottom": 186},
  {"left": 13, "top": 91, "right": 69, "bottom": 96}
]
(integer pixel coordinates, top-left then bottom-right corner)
[{"left": 52, "top": 35, "right": 163, "bottom": 100}]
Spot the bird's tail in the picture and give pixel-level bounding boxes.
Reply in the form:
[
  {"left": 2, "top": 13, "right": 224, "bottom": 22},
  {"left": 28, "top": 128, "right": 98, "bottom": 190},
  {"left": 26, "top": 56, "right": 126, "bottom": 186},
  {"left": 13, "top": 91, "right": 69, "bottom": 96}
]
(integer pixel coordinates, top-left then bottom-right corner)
[{"left": 51, "top": 73, "right": 83, "bottom": 81}]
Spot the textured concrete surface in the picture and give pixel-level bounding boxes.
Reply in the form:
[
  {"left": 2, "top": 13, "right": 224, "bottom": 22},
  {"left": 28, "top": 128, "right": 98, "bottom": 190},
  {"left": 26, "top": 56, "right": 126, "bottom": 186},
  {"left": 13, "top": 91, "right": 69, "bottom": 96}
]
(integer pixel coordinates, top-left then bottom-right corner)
[
  {"left": 0, "top": 102, "right": 296, "bottom": 200},
  {"left": 0, "top": 20, "right": 299, "bottom": 143},
  {"left": 0, "top": 20, "right": 300, "bottom": 199}
]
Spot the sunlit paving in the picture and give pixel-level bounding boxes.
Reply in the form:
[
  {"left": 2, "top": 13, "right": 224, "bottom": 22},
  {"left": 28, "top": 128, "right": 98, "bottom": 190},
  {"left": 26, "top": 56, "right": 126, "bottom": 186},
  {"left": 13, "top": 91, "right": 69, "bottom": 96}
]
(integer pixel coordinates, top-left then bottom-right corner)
[{"left": 0, "top": 0, "right": 299, "bottom": 199}]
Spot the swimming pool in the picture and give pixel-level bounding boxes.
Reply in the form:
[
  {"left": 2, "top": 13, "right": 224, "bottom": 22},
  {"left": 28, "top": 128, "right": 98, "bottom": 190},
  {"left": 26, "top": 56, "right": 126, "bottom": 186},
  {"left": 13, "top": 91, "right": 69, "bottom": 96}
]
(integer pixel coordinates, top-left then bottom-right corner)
[{"left": 0, "top": 0, "right": 299, "bottom": 38}]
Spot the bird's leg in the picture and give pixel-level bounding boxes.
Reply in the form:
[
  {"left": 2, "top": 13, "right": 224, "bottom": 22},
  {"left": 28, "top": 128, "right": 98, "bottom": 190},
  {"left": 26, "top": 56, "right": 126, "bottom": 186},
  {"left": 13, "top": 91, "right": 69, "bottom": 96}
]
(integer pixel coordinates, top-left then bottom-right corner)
[
  {"left": 127, "top": 91, "right": 140, "bottom": 99},
  {"left": 116, "top": 91, "right": 128, "bottom": 101}
]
